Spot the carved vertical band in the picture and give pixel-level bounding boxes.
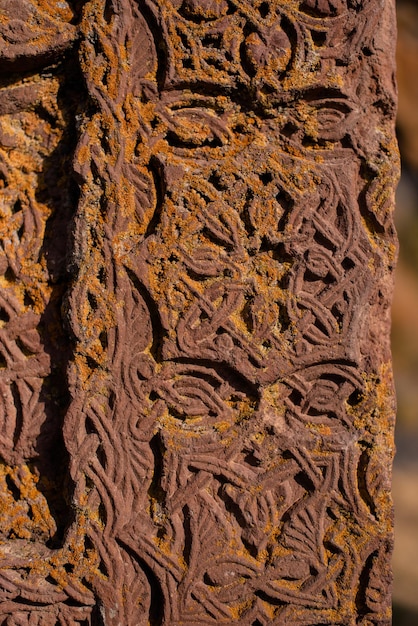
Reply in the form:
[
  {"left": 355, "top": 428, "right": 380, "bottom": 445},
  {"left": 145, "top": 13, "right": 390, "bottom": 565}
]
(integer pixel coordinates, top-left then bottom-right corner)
[{"left": 0, "top": 0, "right": 398, "bottom": 624}]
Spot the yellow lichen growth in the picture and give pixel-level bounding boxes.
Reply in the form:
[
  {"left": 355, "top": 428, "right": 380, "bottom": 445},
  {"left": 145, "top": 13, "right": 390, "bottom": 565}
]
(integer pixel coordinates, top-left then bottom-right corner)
[{"left": 0, "top": 464, "right": 56, "bottom": 541}]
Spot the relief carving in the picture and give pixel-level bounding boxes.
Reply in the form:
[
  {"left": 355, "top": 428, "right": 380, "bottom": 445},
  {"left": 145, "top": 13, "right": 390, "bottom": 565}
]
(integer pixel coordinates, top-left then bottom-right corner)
[{"left": 0, "top": 0, "right": 398, "bottom": 624}]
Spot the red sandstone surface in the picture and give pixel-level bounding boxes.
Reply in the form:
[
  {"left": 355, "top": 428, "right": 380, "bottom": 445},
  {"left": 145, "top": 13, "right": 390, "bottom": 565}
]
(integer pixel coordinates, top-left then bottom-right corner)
[{"left": 0, "top": 1, "right": 398, "bottom": 624}]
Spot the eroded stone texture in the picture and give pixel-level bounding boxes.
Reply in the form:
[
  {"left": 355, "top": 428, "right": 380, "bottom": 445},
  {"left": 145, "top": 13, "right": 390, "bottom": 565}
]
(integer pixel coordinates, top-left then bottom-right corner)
[{"left": 0, "top": 0, "right": 398, "bottom": 624}]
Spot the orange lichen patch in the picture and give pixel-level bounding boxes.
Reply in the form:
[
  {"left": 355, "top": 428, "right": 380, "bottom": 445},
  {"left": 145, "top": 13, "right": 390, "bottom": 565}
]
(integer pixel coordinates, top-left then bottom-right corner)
[
  {"left": 326, "top": 68, "right": 345, "bottom": 89},
  {"left": 0, "top": 464, "right": 56, "bottom": 541},
  {"left": 306, "top": 421, "right": 332, "bottom": 436},
  {"left": 0, "top": 511, "right": 102, "bottom": 594},
  {"left": 33, "top": 0, "right": 75, "bottom": 22},
  {"left": 0, "top": 75, "right": 67, "bottom": 315},
  {"left": 281, "top": 62, "right": 320, "bottom": 93},
  {"left": 228, "top": 598, "right": 254, "bottom": 621},
  {"left": 352, "top": 363, "right": 395, "bottom": 445},
  {"left": 1, "top": 7, "right": 76, "bottom": 64},
  {"left": 294, "top": 101, "right": 319, "bottom": 140},
  {"left": 361, "top": 365, "right": 396, "bottom": 505}
]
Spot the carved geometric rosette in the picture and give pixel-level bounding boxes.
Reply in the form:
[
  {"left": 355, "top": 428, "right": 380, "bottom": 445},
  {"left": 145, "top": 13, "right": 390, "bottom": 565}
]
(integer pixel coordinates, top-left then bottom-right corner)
[{"left": 0, "top": 0, "right": 398, "bottom": 624}]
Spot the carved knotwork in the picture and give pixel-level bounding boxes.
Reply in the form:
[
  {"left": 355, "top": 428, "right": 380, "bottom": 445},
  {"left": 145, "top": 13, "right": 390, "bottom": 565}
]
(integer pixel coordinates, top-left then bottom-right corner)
[{"left": 0, "top": 0, "right": 397, "bottom": 624}]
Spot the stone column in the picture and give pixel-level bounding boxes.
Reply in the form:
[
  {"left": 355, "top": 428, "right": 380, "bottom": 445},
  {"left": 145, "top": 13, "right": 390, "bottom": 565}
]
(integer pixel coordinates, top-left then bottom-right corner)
[{"left": 0, "top": 0, "right": 398, "bottom": 624}]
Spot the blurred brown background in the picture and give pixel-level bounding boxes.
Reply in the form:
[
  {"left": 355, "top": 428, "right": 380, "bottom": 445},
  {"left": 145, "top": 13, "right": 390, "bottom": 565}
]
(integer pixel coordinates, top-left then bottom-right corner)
[{"left": 392, "top": 1, "right": 418, "bottom": 623}]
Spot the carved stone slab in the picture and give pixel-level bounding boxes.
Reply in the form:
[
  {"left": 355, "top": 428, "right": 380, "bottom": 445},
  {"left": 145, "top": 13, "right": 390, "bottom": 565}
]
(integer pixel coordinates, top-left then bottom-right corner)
[{"left": 0, "top": 1, "right": 398, "bottom": 624}]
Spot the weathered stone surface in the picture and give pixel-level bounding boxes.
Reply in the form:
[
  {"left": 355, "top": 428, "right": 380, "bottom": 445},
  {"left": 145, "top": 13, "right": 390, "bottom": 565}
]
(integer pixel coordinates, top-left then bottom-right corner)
[{"left": 0, "top": 0, "right": 398, "bottom": 624}]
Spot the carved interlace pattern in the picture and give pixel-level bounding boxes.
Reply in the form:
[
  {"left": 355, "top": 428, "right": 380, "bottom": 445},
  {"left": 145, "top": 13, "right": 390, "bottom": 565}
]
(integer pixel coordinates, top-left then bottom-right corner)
[{"left": 0, "top": 0, "right": 398, "bottom": 624}]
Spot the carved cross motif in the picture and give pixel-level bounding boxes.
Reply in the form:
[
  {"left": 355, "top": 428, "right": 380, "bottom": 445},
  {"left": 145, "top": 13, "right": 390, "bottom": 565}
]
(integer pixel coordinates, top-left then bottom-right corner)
[{"left": 0, "top": 1, "right": 398, "bottom": 624}]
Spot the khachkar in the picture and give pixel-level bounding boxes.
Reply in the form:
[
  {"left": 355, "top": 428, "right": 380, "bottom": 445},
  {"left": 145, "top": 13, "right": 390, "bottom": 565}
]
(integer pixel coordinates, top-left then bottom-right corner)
[{"left": 0, "top": 0, "right": 398, "bottom": 624}]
